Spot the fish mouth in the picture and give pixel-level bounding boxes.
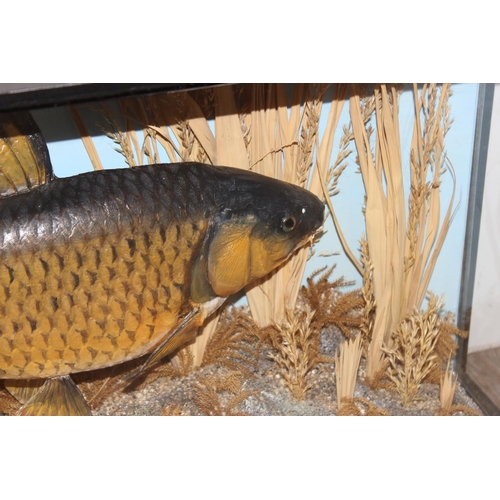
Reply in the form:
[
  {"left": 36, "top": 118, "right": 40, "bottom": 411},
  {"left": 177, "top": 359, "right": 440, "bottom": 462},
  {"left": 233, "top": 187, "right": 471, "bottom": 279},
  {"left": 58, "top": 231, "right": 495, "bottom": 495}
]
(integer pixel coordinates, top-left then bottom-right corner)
[{"left": 292, "top": 223, "right": 325, "bottom": 254}]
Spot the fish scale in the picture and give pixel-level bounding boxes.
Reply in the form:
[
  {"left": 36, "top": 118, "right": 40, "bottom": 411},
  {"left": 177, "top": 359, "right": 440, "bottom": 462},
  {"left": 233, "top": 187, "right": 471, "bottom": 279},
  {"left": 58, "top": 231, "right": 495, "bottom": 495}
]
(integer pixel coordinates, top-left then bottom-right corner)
[{"left": 0, "top": 166, "right": 210, "bottom": 379}]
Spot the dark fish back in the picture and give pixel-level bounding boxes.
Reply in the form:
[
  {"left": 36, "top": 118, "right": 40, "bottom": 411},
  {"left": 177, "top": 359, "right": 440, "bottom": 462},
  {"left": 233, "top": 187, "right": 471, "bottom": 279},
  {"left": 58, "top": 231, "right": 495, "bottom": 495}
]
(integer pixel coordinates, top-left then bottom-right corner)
[
  {"left": 0, "top": 164, "right": 217, "bottom": 379},
  {"left": 0, "top": 164, "right": 218, "bottom": 252}
]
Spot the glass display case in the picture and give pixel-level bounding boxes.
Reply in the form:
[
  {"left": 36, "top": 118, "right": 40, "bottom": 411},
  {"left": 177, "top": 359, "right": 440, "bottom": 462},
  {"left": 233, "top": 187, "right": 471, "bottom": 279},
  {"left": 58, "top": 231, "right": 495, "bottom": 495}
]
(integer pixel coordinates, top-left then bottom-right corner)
[
  {"left": 0, "top": 83, "right": 496, "bottom": 416},
  {"left": 457, "top": 83, "right": 500, "bottom": 415}
]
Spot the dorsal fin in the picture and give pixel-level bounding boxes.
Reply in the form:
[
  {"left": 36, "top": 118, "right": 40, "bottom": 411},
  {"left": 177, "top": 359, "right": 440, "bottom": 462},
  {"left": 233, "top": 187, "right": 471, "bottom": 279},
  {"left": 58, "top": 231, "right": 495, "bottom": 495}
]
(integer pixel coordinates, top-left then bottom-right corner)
[{"left": 0, "top": 111, "right": 54, "bottom": 198}]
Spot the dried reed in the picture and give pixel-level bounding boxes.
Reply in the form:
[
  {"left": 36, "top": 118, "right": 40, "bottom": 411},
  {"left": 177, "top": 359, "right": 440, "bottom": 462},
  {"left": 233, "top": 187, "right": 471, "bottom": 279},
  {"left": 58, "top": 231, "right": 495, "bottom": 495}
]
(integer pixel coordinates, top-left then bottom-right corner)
[
  {"left": 439, "top": 356, "right": 457, "bottom": 412},
  {"left": 322, "top": 84, "right": 458, "bottom": 386},
  {"left": 436, "top": 357, "right": 480, "bottom": 415},
  {"left": 334, "top": 335, "right": 362, "bottom": 411},
  {"left": 69, "top": 106, "right": 104, "bottom": 170},
  {"left": 241, "top": 84, "right": 348, "bottom": 328}
]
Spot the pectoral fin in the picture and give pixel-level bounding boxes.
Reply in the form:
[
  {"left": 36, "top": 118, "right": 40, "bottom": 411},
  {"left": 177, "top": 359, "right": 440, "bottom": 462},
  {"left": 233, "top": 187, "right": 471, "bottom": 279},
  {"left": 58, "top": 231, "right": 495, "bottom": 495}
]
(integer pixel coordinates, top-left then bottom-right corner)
[
  {"left": 17, "top": 376, "right": 91, "bottom": 416},
  {"left": 144, "top": 308, "right": 205, "bottom": 369},
  {"left": 125, "top": 307, "right": 204, "bottom": 383},
  {"left": 125, "top": 296, "right": 226, "bottom": 383}
]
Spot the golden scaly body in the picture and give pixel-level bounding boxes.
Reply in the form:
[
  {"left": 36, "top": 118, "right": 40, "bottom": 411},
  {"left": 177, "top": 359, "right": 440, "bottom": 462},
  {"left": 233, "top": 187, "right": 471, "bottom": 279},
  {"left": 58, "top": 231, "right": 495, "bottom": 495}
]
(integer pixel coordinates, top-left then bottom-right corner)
[
  {"left": 0, "top": 219, "right": 208, "bottom": 379},
  {"left": 0, "top": 163, "right": 221, "bottom": 381}
]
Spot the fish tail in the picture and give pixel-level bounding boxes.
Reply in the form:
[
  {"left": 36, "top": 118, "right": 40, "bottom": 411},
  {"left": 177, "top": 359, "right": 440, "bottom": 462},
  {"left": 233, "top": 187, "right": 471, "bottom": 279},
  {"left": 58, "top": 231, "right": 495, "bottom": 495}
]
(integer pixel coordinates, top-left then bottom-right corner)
[
  {"left": 14, "top": 376, "right": 92, "bottom": 416},
  {"left": 0, "top": 111, "right": 54, "bottom": 198}
]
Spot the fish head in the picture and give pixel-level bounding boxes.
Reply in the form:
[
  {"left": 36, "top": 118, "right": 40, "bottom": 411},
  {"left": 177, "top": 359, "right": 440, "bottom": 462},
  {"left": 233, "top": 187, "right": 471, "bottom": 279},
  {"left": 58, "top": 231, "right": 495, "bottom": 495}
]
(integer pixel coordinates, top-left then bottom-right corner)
[{"left": 193, "top": 166, "right": 325, "bottom": 299}]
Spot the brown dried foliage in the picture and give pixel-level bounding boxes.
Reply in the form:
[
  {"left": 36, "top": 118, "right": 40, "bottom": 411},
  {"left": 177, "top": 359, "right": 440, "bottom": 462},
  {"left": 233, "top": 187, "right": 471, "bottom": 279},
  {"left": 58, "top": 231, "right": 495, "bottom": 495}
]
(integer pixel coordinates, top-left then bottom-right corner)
[
  {"left": 162, "top": 404, "right": 185, "bottom": 416},
  {"left": 301, "top": 266, "right": 364, "bottom": 341},
  {"left": 192, "top": 371, "right": 258, "bottom": 416},
  {"left": 74, "top": 361, "right": 140, "bottom": 410},
  {"left": 259, "top": 266, "right": 364, "bottom": 401},
  {"left": 0, "top": 383, "right": 21, "bottom": 415},
  {"left": 436, "top": 405, "right": 481, "bottom": 416},
  {"left": 336, "top": 397, "right": 391, "bottom": 416},
  {"left": 74, "top": 345, "right": 195, "bottom": 410},
  {"left": 161, "top": 347, "right": 195, "bottom": 379},
  {"left": 426, "top": 320, "right": 468, "bottom": 384},
  {"left": 200, "top": 307, "right": 259, "bottom": 378}
]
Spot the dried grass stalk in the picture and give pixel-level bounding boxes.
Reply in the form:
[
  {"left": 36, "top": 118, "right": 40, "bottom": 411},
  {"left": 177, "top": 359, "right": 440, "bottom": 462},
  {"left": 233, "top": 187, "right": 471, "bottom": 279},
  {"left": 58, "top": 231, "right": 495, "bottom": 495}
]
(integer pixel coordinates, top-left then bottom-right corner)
[
  {"left": 359, "top": 234, "right": 376, "bottom": 350},
  {"left": 92, "top": 102, "right": 138, "bottom": 167},
  {"left": 436, "top": 404, "right": 481, "bottom": 416},
  {"left": 425, "top": 315, "right": 468, "bottom": 384},
  {"left": 327, "top": 84, "right": 459, "bottom": 385},
  {"left": 383, "top": 294, "right": 442, "bottom": 406},
  {"left": 245, "top": 84, "right": 348, "bottom": 328},
  {"left": 69, "top": 106, "right": 104, "bottom": 171},
  {"left": 439, "top": 356, "right": 457, "bottom": 412},
  {"left": 269, "top": 305, "right": 316, "bottom": 401},
  {"left": 436, "top": 357, "right": 480, "bottom": 415},
  {"left": 334, "top": 335, "right": 362, "bottom": 411}
]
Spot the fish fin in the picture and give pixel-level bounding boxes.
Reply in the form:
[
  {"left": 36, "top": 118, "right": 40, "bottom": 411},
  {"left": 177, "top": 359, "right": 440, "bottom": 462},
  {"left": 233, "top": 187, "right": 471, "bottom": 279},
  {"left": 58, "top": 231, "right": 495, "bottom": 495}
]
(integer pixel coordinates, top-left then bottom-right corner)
[
  {"left": 191, "top": 253, "right": 216, "bottom": 303},
  {"left": 17, "top": 376, "right": 91, "bottom": 416},
  {"left": 0, "top": 111, "right": 54, "bottom": 198},
  {"left": 124, "top": 307, "right": 204, "bottom": 383},
  {"left": 4, "top": 378, "right": 45, "bottom": 404},
  {"left": 208, "top": 221, "right": 252, "bottom": 296}
]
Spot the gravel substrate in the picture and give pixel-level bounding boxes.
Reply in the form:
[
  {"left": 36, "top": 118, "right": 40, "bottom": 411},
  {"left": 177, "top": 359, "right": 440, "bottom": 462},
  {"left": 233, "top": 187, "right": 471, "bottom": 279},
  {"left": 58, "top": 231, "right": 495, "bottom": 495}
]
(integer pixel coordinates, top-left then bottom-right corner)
[{"left": 95, "top": 325, "right": 483, "bottom": 417}]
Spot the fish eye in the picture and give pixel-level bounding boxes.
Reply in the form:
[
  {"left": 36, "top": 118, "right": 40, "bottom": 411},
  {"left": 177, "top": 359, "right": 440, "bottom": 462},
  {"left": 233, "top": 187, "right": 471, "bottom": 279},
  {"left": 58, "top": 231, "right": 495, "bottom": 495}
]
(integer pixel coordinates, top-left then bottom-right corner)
[
  {"left": 221, "top": 207, "right": 233, "bottom": 220},
  {"left": 281, "top": 216, "right": 296, "bottom": 232}
]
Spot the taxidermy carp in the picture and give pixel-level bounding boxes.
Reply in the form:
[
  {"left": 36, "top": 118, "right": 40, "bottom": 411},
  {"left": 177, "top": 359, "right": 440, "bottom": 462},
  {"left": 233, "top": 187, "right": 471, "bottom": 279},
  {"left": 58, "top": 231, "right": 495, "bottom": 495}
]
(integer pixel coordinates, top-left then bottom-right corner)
[{"left": 0, "top": 111, "right": 324, "bottom": 416}]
